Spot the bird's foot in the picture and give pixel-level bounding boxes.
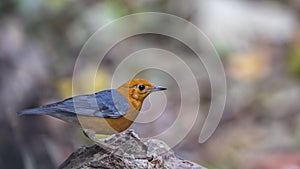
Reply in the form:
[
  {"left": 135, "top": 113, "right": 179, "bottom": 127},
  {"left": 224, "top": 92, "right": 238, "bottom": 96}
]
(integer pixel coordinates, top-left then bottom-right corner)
[
  {"left": 127, "top": 129, "right": 147, "bottom": 152},
  {"left": 112, "top": 148, "right": 153, "bottom": 161},
  {"left": 83, "top": 129, "right": 153, "bottom": 161},
  {"left": 127, "top": 129, "right": 140, "bottom": 140},
  {"left": 135, "top": 154, "right": 154, "bottom": 161},
  {"left": 83, "top": 129, "right": 116, "bottom": 152}
]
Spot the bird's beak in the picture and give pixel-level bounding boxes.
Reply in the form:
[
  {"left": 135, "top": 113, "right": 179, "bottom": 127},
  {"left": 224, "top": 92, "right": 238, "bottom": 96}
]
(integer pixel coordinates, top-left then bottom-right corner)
[{"left": 149, "top": 86, "right": 167, "bottom": 92}]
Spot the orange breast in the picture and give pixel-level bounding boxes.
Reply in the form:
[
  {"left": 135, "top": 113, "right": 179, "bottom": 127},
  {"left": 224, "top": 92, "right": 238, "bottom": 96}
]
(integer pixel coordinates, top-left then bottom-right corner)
[{"left": 77, "top": 108, "right": 139, "bottom": 135}]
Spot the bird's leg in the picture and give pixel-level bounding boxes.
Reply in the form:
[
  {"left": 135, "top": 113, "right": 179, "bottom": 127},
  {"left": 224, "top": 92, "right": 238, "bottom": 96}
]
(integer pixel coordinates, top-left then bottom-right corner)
[
  {"left": 83, "top": 129, "right": 120, "bottom": 155},
  {"left": 83, "top": 129, "right": 153, "bottom": 161},
  {"left": 83, "top": 129, "right": 128, "bottom": 159},
  {"left": 127, "top": 129, "right": 153, "bottom": 161},
  {"left": 128, "top": 129, "right": 140, "bottom": 140},
  {"left": 127, "top": 129, "right": 146, "bottom": 149}
]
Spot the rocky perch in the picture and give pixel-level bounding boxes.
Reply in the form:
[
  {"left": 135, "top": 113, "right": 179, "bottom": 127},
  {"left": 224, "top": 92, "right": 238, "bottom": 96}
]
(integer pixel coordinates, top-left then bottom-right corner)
[{"left": 59, "top": 130, "right": 206, "bottom": 169}]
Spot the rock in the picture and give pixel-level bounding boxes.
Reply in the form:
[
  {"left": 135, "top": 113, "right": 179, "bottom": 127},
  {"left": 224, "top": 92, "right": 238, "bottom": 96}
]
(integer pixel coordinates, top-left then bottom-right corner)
[{"left": 59, "top": 130, "right": 206, "bottom": 169}]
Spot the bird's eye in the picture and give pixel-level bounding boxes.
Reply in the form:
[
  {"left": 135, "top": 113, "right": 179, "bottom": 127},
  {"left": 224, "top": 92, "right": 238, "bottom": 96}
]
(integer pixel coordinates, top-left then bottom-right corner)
[{"left": 138, "top": 84, "right": 145, "bottom": 91}]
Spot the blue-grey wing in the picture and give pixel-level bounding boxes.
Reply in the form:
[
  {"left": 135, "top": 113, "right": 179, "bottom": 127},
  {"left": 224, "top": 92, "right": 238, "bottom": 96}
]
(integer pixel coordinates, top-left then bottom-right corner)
[{"left": 45, "top": 89, "right": 130, "bottom": 118}]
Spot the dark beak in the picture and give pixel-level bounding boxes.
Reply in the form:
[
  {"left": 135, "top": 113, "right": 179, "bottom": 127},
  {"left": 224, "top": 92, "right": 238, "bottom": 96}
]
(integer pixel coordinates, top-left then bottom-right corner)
[{"left": 150, "top": 86, "right": 167, "bottom": 92}]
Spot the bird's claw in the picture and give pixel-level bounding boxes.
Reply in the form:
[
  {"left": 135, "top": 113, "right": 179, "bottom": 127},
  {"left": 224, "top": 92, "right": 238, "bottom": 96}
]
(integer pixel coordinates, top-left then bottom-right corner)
[
  {"left": 109, "top": 148, "right": 124, "bottom": 159},
  {"left": 139, "top": 154, "right": 154, "bottom": 161},
  {"left": 127, "top": 129, "right": 140, "bottom": 140},
  {"left": 83, "top": 129, "right": 116, "bottom": 152},
  {"left": 84, "top": 129, "right": 152, "bottom": 161}
]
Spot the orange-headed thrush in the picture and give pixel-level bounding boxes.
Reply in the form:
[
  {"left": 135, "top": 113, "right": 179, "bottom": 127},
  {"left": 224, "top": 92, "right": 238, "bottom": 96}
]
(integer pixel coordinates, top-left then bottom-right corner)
[{"left": 17, "top": 79, "right": 167, "bottom": 137}]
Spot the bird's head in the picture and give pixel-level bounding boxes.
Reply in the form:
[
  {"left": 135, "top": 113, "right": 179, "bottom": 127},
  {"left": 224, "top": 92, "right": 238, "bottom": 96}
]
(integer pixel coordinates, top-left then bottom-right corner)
[{"left": 117, "top": 79, "right": 167, "bottom": 110}]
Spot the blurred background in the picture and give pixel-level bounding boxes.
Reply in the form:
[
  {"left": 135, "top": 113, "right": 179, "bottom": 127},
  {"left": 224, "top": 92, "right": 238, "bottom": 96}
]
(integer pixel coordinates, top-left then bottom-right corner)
[{"left": 1, "top": 0, "right": 300, "bottom": 169}]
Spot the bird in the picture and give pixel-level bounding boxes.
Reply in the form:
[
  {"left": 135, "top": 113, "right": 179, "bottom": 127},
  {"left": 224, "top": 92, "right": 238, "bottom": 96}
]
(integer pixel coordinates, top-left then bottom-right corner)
[{"left": 17, "top": 79, "right": 167, "bottom": 147}]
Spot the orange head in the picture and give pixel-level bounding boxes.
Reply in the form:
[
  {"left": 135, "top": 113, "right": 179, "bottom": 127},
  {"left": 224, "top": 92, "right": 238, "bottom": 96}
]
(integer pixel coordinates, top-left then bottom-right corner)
[{"left": 117, "top": 79, "right": 167, "bottom": 110}]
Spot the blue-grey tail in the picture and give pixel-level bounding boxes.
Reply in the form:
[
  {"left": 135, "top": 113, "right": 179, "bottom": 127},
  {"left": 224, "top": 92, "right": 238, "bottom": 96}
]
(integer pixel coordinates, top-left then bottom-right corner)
[
  {"left": 17, "top": 107, "right": 50, "bottom": 115},
  {"left": 17, "top": 106, "right": 79, "bottom": 125}
]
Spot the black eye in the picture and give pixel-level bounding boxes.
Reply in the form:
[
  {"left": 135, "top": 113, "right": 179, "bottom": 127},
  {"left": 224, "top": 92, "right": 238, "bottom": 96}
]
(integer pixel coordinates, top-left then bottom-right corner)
[{"left": 138, "top": 84, "right": 145, "bottom": 91}]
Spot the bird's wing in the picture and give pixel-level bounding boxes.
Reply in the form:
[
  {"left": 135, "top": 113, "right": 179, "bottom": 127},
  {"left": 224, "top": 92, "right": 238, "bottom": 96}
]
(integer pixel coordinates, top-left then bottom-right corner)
[{"left": 44, "top": 89, "right": 130, "bottom": 118}]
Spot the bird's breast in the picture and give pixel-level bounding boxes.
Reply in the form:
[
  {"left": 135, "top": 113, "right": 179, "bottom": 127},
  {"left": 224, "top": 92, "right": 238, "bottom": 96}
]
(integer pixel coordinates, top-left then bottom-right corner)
[{"left": 77, "top": 108, "right": 139, "bottom": 135}]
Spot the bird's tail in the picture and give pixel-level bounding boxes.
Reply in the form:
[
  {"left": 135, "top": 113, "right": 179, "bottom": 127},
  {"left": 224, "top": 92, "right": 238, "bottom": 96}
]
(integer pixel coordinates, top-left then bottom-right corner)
[
  {"left": 17, "top": 107, "right": 50, "bottom": 115},
  {"left": 17, "top": 106, "right": 80, "bottom": 126}
]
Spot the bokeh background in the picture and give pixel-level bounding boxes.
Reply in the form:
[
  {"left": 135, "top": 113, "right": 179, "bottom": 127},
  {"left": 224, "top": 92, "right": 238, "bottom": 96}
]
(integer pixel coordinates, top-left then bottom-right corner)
[{"left": 1, "top": 0, "right": 300, "bottom": 169}]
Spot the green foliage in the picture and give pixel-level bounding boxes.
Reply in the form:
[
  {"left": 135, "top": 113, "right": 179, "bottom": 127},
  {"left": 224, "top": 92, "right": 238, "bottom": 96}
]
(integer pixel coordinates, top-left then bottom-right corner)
[{"left": 287, "top": 45, "right": 300, "bottom": 77}]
